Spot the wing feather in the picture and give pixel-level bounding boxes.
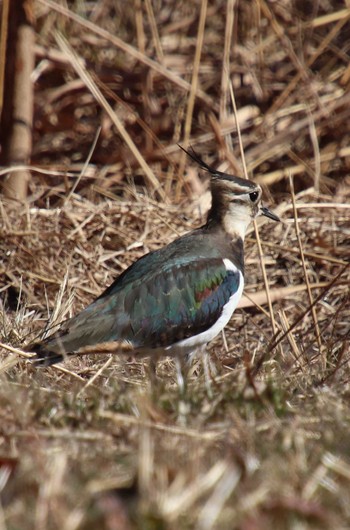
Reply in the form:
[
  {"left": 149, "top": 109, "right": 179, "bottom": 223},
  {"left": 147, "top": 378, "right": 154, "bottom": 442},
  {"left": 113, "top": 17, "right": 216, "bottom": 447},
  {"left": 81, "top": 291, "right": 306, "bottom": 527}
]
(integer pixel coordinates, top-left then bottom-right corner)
[{"left": 29, "top": 256, "right": 241, "bottom": 362}]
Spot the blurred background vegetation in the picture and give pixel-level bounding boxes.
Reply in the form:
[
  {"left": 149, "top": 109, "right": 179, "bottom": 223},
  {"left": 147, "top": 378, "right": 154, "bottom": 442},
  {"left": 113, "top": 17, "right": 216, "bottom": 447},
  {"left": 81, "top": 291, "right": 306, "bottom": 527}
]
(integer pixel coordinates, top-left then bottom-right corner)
[{"left": 0, "top": 1, "right": 350, "bottom": 529}]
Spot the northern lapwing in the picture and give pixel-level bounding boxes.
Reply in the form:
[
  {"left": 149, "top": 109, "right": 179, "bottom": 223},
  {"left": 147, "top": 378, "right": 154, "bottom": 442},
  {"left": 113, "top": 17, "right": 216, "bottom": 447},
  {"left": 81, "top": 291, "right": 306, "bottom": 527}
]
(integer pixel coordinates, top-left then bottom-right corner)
[{"left": 27, "top": 149, "right": 280, "bottom": 376}]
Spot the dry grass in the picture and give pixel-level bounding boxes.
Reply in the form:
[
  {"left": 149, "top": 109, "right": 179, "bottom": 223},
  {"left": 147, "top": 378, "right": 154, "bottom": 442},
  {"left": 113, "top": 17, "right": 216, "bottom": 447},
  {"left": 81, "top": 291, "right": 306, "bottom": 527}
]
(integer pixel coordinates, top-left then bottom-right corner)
[{"left": 1, "top": 1, "right": 350, "bottom": 529}]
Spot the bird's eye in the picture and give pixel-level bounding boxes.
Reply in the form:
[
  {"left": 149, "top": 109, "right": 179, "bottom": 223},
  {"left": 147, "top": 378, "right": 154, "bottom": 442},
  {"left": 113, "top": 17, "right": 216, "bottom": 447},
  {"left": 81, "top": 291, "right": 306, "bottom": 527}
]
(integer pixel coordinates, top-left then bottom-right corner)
[{"left": 249, "top": 191, "right": 259, "bottom": 202}]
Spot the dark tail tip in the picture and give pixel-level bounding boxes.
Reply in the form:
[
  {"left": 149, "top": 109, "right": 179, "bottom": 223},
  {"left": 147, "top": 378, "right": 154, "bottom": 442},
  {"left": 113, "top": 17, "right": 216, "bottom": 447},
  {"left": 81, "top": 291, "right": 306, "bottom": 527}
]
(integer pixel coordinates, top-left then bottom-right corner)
[{"left": 25, "top": 341, "right": 64, "bottom": 367}]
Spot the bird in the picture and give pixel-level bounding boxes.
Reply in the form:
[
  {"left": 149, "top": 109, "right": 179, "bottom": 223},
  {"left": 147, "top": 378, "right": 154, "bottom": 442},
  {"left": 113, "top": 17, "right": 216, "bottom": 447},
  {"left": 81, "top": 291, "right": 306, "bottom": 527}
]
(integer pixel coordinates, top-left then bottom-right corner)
[{"left": 27, "top": 148, "right": 280, "bottom": 375}]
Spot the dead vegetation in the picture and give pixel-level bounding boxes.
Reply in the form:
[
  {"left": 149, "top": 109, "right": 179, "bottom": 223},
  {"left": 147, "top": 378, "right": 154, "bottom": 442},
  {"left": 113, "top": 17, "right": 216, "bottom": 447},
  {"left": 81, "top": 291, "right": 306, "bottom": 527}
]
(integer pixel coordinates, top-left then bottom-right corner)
[{"left": 0, "top": 0, "right": 350, "bottom": 528}]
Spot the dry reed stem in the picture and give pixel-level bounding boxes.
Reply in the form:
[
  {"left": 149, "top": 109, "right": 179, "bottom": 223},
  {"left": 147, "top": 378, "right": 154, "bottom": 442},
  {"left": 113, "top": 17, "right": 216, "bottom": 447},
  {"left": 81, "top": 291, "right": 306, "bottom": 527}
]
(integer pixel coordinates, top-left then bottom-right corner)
[
  {"left": 38, "top": 0, "right": 214, "bottom": 107},
  {"left": 175, "top": 0, "right": 208, "bottom": 200},
  {"left": 266, "top": 13, "right": 350, "bottom": 116},
  {"left": 219, "top": 0, "right": 235, "bottom": 130},
  {"left": 254, "top": 262, "right": 350, "bottom": 376},
  {"left": 258, "top": 0, "right": 310, "bottom": 84},
  {"left": 238, "top": 281, "right": 337, "bottom": 309},
  {"left": 76, "top": 356, "right": 114, "bottom": 397},
  {"left": 55, "top": 33, "right": 166, "bottom": 201},
  {"left": 279, "top": 309, "right": 305, "bottom": 371},
  {"left": 0, "top": 0, "right": 9, "bottom": 111},
  {"left": 1, "top": 2, "right": 350, "bottom": 527},
  {"left": 64, "top": 126, "right": 101, "bottom": 205},
  {"left": 144, "top": 0, "right": 164, "bottom": 62},
  {"left": 289, "top": 175, "right": 323, "bottom": 367},
  {"left": 229, "top": 81, "right": 278, "bottom": 338}
]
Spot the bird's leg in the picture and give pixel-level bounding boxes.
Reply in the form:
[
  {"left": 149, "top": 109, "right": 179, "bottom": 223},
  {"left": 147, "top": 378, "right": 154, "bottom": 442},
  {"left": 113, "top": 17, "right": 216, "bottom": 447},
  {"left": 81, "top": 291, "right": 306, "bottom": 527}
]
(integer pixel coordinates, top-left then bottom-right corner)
[
  {"left": 174, "top": 356, "right": 191, "bottom": 425},
  {"left": 149, "top": 356, "right": 157, "bottom": 380},
  {"left": 174, "top": 349, "right": 218, "bottom": 422},
  {"left": 145, "top": 355, "right": 161, "bottom": 398},
  {"left": 175, "top": 356, "right": 188, "bottom": 396},
  {"left": 202, "top": 348, "right": 216, "bottom": 398}
]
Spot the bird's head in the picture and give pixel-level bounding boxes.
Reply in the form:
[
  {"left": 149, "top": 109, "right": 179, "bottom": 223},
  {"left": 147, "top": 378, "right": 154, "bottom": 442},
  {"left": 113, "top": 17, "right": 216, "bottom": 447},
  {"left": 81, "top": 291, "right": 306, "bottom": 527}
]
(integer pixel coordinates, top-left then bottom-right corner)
[
  {"left": 210, "top": 174, "right": 280, "bottom": 239},
  {"left": 180, "top": 146, "right": 280, "bottom": 240}
]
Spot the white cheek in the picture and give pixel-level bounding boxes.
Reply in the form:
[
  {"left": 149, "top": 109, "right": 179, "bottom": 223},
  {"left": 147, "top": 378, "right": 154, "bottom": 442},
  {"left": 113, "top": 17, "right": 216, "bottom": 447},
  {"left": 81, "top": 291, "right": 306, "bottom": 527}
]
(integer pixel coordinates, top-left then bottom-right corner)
[{"left": 223, "top": 211, "right": 250, "bottom": 239}]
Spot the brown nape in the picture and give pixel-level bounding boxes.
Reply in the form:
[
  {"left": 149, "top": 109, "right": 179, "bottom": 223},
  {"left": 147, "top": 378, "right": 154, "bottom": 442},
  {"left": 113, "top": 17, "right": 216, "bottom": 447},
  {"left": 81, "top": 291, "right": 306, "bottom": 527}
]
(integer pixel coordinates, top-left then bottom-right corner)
[{"left": 207, "top": 190, "right": 229, "bottom": 224}]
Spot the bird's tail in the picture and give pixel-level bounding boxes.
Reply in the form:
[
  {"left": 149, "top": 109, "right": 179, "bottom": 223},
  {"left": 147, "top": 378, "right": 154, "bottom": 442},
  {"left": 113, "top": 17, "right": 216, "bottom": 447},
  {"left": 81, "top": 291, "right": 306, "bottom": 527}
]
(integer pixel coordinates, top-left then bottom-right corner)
[
  {"left": 26, "top": 295, "right": 126, "bottom": 366},
  {"left": 25, "top": 333, "right": 73, "bottom": 366},
  {"left": 25, "top": 313, "right": 89, "bottom": 366}
]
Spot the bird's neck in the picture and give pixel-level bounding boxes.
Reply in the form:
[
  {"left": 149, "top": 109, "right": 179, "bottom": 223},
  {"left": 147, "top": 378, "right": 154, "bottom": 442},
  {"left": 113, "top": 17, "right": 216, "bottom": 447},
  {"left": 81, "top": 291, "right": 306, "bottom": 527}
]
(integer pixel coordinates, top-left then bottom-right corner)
[
  {"left": 222, "top": 213, "right": 250, "bottom": 241},
  {"left": 204, "top": 217, "right": 245, "bottom": 274}
]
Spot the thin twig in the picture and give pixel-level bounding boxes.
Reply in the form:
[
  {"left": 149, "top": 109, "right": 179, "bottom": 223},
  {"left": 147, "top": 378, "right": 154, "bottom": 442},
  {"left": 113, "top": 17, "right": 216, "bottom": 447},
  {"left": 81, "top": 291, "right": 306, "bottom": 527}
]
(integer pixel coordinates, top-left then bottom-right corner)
[
  {"left": 64, "top": 126, "right": 101, "bottom": 206},
  {"left": 55, "top": 32, "right": 166, "bottom": 201},
  {"left": 176, "top": 0, "right": 208, "bottom": 200},
  {"left": 229, "top": 81, "right": 278, "bottom": 337},
  {"left": 289, "top": 175, "right": 324, "bottom": 367},
  {"left": 37, "top": 0, "right": 214, "bottom": 107},
  {"left": 253, "top": 262, "right": 350, "bottom": 375}
]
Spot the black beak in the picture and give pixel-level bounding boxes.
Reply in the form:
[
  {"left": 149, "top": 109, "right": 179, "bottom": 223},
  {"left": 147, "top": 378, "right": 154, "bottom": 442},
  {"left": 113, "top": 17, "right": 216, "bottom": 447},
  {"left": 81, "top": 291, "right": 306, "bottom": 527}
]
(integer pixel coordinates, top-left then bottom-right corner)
[{"left": 261, "top": 206, "right": 280, "bottom": 222}]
